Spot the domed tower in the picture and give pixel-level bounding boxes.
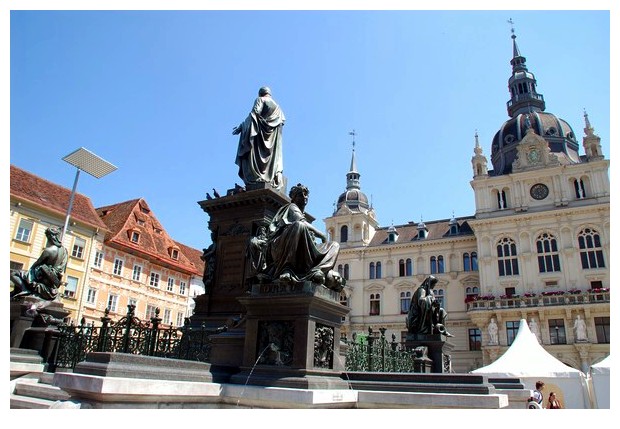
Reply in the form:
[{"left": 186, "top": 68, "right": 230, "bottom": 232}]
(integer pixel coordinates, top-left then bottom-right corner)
[
  {"left": 490, "top": 27, "right": 580, "bottom": 176},
  {"left": 324, "top": 132, "right": 378, "bottom": 247}
]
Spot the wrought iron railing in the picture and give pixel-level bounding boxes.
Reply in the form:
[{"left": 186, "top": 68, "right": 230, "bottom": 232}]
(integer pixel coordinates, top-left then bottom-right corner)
[
  {"left": 343, "top": 327, "right": 416, "bottom": 372},
  {"left": 54, "top": 304, "right": 218, "bottom": 370}
]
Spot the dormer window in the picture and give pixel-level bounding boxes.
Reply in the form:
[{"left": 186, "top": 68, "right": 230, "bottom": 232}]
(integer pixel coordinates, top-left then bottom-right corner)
[
  {"left": 169, "top": 246, "right": 180, "bottom": 260},
  {"left": 130, "top": 231, "right": 140, "bottom": 243}
]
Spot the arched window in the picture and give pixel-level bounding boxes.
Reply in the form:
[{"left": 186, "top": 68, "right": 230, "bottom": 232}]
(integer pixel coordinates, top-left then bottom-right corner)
[
  {"left": 435, "top": 289, "right": 445, "bottom": 308},
  {"left": 375, "top": 262, "right": 382, "bottom": 279},
  {"left": 497, "top": 237, "right": 519, "bottom": 276},
  {"left": 369, "top": 293, "right": 380, "bottom": 315},
  {"left": 340, "top": 225, "right": 348, "bottom": 243},
  {"left": 369, "top": 262, "right": 375, "bottom": 279},
  {"left": 573, "top": 178, "right": 586, "bottom": 199},
  {"left": 437, "top": 255, "right": 445, "bottom": 273},
  {"left": 343, "top": 264, "right": 349, "bottom": 280},
  {"left": 497, "top": 189, "right": 507, "bottom": 209},
  {"left": 464, "top": 252, "right": 478, "bottom": 271},
  {"left": 471, "top": 252, "right": 478, "bottom": 271},
  {"left": 430, "top": 256, "right": 437, "bottom": 274},
  {"left": 337, "top": 264, "right": 343, "bottom": 276},
  {"left": 578, "top": 228, "right": 605, "bottom": 269},
  {"left": 465, "top": 286, "right": 479, "bottom": 301},
  {"left": 400, "top": 291, "right": 411, "bottom": 314},
  {"left": 406, "top": 258, "right": 413, "bottom": 276},
  {"left": 536, "top": 233, "right": 561, "bottom": 272},
  {"left": 399, "top": 259, "right": 406, "bottom": 277}
]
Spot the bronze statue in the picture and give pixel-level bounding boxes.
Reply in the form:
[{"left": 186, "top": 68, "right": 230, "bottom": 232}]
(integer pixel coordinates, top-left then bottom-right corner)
[
  {"left": 249, "top": 183, "right": 343, "bottom": 291},
  {"left": 200, "top": 231, "right": 217, "bottom": 293},
  {"left": 406, "top": 275, "right": 452, "bottom": 337},
  {"left": 10, "top": 226, "right": 67, "bottom": 301},
  {"left": 233, "top": 86, "right": 285, "bottom": 190}
]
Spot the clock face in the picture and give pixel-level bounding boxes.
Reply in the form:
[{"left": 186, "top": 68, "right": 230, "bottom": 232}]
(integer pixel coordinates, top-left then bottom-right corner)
[{"left": 530, "top": 183, "right": 549, "bottom": 200}]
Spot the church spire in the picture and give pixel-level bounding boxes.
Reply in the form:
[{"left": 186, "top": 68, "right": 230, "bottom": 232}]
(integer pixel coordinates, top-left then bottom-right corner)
[
  {"left": 346, "top": 130, "right": 360, "bottom": 190},
  {"left": 506, "top": 19, "right": 546, "bottom": 117}
]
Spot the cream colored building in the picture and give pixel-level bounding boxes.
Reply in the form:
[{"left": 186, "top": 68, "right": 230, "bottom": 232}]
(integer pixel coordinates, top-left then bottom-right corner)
[{"left": 324, "top": 32, "right": 609, "bottom": 373}]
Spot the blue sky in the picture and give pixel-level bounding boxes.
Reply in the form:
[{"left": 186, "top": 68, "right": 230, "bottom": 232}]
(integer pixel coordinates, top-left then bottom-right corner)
[{"left": 5, "top": 5, "right": 613, "bottom": 252}]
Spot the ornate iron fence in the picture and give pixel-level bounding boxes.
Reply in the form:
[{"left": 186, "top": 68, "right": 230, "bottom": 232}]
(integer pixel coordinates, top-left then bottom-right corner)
[
  {"left": 54, "top": 304, "right": 218, "bottom": 370},
  {"left": 343, "top": 327, "right": 416, "bottom": 372}
]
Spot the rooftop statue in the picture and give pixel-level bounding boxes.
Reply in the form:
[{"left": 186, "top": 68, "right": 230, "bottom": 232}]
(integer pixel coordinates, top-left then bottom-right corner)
[
  {"left": 233, "top": 86, "right": 285, "bottom": 190},
  {"left": 247, "top": 183, "right": 344, "bottom": 291},
  {"left": 10, "top": 226, "right": 67, "bottom": 301},
  {"left": 406, "top": 275, "right": 453, "bottom": 337}
]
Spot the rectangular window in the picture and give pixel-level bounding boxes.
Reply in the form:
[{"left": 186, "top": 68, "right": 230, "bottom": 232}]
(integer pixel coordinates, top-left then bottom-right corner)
[
  {"left": 72, "top": 237, "right": 86, "bottom": 259},
  {"left": 93, "top": 251, "right": 104, "bottom": 268},
  {"left": 179, "top": 281, "right": 186, "bottom": 295},
  {"left": 150, "top": 272, "right": 160, "bottom": 288},
  {"left": 86, "top": 288, "right": 97, "bottom": 304},
  {"left": 167, "top": 277, "right": 175, "bottom": 292},
  {"left": 64, "top": 276, "right": 79, "bottom": 298},
  {"left": 504, "top": 287, "right": 516, "bottom": 297},
  {"left": 113, "top": 258, "right": 124, "bottom": 276},
  {"left": 107, "top": 294, "right": 119, "bottom": 312},
  {"left": 549, "top": 319, "right": 567, "bottom": 344},
  {"left": 369, "top": 294, "right": 380, "bottom": 315},
  {"left": 10, "top": 261, "right": 24, "bottom": 271},
  {"left": 132, "top": 265, "right": 142, "bottom": 281},
  {"left": 468, "top": 328, "right": 482, "bottom": 351},
  {"left": 131, "top": 231, "right": 140, "bottom": 243},
  {"left": 506, "top": 321, "right": 520, "bottom": 345},
  {"left": 176, "top": 312, "right": 185, "bottom": 327},
  {"left": 163, "top": 308, "right": 172, "bottom": 324},
  {"left": 128, "top": 297, "right": 137, "bottom": 308},
  {"left": 594, "top": 317, "right": 610, "bottom": 343},
  {"left": 146, "top": 304, "right": 158, "bottom": 320},
  {"left": 15, "top": 218, "right": 34, "bottom": 242}
]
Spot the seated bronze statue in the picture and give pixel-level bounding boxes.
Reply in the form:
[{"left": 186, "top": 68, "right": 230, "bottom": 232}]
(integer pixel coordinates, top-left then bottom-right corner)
[
  {"left": 406, "top": 275, "right": 452, "bottom": 337},
  {"left": 10, "top": 226, "right": 67, "bottom": 301},
  {"left": 247, "top": 183, "right": 343, "bottom": 291}
]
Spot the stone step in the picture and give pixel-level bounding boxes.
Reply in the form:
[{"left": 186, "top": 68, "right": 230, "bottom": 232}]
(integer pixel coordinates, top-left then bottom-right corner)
[
  {"left": 13, "top": 378, "right": 72, "bottom": 402},
  {"left": 10, "top": 393, "right": 56, "bottom": 409}
]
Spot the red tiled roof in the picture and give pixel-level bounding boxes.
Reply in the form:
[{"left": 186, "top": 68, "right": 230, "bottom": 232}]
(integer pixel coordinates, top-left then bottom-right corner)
[
  {"left": 369, "top": 217, "right": 475, "bottom": 246},
  {"left": 174, "top": 240, "right": 205, "bottom": 275},
  {"left": 96, "top": 198, "right": 201, "bottom": 275},
  {"left": 10, "top": 164, "right": 108, "bottom": 231}
]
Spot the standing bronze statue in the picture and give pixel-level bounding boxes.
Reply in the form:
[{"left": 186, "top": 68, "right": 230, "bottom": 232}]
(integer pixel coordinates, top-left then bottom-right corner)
[
  {"left": 233, "top": 86, "right": 285, "bottom": 190},
  {"left": 406, "top": 275, "right": 452, "bottom": 337},
  {"left": 10, "top": 226, "right": 67, "bottom": 301},
  {"left": 248, "top": 183, "right": 343, "bottom": 291}
]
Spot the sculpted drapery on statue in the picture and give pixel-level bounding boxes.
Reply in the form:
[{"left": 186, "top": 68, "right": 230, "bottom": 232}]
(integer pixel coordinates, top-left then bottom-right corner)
[
  {"left": 233, "top": 86, "right": 285, "bottom": 190},
  {"left": 10, "top": 226, "right": 67, "bottom": 301},
  {"left": 406, "top": 275, "right": 452, "bottom": 337},
  {"left": 247, "top": 183, "right": 344, "bottom": 292}
]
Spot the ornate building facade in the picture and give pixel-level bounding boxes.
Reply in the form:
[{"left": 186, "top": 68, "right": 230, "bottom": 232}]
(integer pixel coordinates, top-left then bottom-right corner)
[
  {"left": 325, "top": 31, "right": 610, "bottom": 373},
  {"left": 9, "top": 166, "right": 204, "bottom": 327}
]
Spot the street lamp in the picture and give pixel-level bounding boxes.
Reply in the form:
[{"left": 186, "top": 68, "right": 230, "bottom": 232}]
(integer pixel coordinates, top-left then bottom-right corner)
[{"left": 61, "top": 147, "right": 117, "bottom": 241}]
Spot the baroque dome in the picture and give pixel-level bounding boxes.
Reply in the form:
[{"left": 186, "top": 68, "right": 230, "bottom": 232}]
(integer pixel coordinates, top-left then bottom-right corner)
[{"left": 491, "top": 111, "right": 580, "bottom": 175}]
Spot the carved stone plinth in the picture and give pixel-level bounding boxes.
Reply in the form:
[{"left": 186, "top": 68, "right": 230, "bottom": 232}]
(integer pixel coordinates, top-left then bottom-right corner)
[
  {"left": 193, "top": 186, "right": 289, "bottom": 329},
  {"left": 229, "top": 281, "right": 350, "bottom": 389},
  {"left": 405, "top": 333, "right": 454, "bottom": 374}
]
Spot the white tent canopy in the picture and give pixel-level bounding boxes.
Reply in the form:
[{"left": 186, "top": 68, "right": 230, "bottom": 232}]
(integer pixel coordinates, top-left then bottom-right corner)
[
  {"left": 588, "top": 354, "right": 610, "bottom": 408},
  {"left": 471, "top": 319, "right": 590, "bottom": 408}
]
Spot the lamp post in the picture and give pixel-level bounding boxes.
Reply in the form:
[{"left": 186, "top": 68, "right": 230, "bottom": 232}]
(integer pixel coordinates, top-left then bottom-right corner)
[
  {"left": 62, "top": 147, "right": 117, "bottom": 323},
  {"left": 61, "top": 147, "right": 117, "bottom": 241}
]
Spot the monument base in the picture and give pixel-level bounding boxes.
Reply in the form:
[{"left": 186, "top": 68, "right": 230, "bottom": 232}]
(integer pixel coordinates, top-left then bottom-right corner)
[
  {"left": 405, "top": 333, "right": 454, "bottom": 373},
  {"left": 231, "top": 280, "right": 349, "bottom": 389}
]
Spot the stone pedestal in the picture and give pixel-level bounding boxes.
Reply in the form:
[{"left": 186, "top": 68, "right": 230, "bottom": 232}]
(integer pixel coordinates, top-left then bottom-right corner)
[
  {"left": 192, "top": 185, "right": 289, "bottom": 329},
  {"left": 230, "top": 281, "right": 350, "bottom": 389},
  {"left": 405, "top": 333, "right": 454, "bottom": 373},
  {"left": 11, "top": 299, "right": 70, "bottom": 372}
]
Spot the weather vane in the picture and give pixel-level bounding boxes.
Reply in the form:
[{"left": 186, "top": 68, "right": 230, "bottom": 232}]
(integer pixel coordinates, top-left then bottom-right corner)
[
  {"left": 507, "top": 18, "right": 516, "bottom": 37},
  {"left": 349, "top": 129, "right": 356, "bottom": 150}
]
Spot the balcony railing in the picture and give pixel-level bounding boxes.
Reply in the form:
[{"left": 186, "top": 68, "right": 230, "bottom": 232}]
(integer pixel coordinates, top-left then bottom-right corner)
[{"left": 466, "top": 290, "right": 610, "bottom": 311}]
